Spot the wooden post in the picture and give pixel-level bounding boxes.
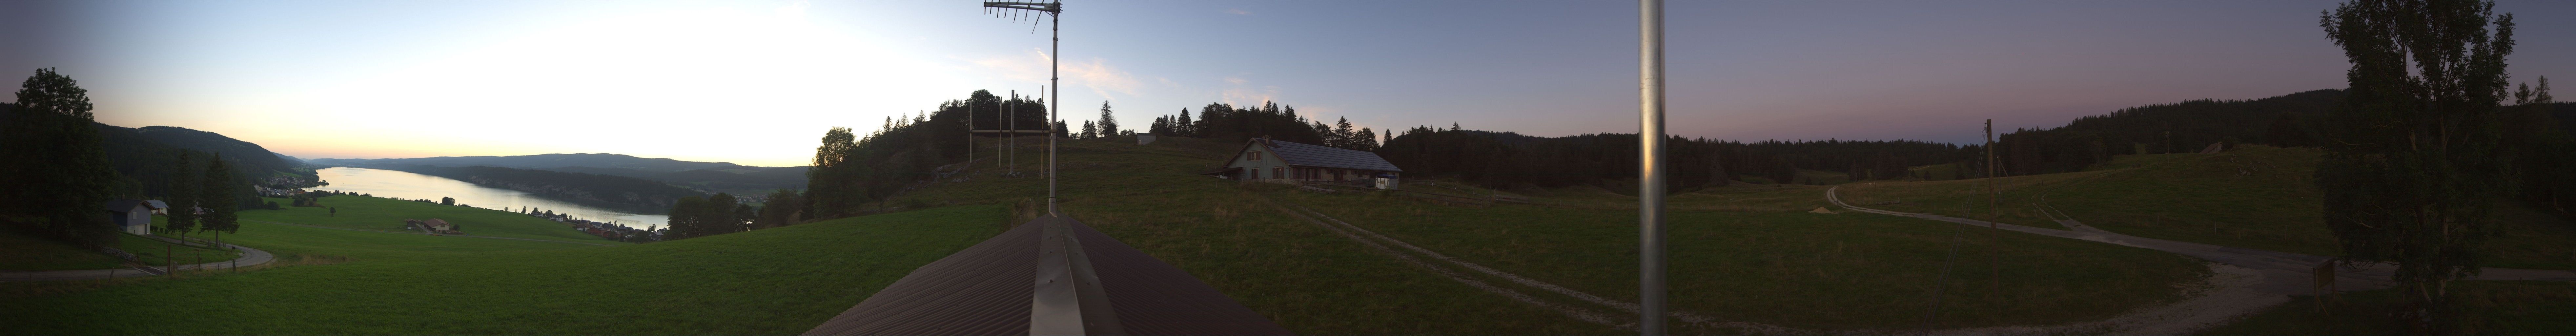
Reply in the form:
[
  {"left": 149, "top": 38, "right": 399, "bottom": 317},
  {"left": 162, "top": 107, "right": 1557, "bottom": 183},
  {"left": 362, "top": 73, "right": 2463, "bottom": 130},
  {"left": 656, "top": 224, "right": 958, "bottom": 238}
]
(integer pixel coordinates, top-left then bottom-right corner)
[
  {"left": 2313, "top": 261, "right": 2336, "bottom": 315},
  {"left": 1987, "top": 119, "right": 2001, "bottom": 295},
  {"left": 165, "top": 237, "right": 174, "bottom": 278}
]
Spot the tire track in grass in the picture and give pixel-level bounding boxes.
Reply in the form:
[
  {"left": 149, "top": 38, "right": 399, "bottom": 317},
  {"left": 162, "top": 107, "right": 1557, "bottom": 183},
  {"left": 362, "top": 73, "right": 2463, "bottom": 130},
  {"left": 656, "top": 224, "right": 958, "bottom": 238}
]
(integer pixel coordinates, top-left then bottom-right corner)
[
  {"left": 1260, "top": 199, "right": 1637, "bottom": 330},
  {"left": 1269, "top": 198, "right": 1809, "bottom": 335}
]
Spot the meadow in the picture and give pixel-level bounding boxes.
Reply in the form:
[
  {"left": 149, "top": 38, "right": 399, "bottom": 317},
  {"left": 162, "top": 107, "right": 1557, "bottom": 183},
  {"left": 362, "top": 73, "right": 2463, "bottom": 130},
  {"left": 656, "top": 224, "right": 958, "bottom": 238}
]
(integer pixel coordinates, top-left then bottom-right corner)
[
  {"left": 2, "top": 227, "right": 241, "bottom": 271},
  {"left": 903, "top": 136, "right": 2207, "bottom": 333},
  {"left": 2201, "top": 281, "right": 2576, "bottom": 335},
  {"left": 1839, "top": 145, "right": 2576, "bottom": 269},
  {"left": 2, "top": 202, "right": 1007, "bottom": 334}
]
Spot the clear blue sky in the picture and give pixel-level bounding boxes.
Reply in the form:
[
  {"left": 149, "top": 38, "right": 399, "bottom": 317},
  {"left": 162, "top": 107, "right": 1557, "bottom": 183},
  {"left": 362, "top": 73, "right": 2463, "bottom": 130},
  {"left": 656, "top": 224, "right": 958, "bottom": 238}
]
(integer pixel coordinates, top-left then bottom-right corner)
[{"left": 4, "top": 0, "right": 2568, "bottom": 167}]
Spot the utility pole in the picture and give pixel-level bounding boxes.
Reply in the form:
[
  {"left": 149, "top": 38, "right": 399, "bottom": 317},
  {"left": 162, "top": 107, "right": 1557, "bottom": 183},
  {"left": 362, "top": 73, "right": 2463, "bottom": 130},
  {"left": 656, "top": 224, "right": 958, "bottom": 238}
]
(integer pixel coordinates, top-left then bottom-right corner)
[
  {"left": 1637, "top": 0, "right": 1667, "bottom": 334},
  {"left": 1010, "top": 90, "right": 1017, "bottom": 175},
  {"left": 1985, "top": 120, "right": 2000, "bottom": 295}
]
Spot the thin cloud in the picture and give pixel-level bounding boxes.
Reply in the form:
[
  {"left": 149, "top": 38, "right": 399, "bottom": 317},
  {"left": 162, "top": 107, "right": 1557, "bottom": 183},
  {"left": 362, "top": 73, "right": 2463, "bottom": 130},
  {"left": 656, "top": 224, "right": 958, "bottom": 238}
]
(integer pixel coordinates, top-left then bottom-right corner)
[
  {"left": 1224, "top": 9, "right": 1251, "bottom": 15},
  {"left": 973, "top": 48, "right": 1141, "bottom": 98}
]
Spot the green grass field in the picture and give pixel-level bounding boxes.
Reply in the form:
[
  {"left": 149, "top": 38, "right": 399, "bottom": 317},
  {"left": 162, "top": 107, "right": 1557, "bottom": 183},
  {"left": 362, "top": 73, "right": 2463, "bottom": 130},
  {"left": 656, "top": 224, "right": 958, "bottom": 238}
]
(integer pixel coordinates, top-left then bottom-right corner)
[
  {"left": 246, "top": 195, "right": 625, "bottom": 244},
  {"left": 1, "top": 205, "right": 1007, "bottom": 334},
  {"left": 1279, "top": 187, "right": 2205, "bottom": 330},
  {"left": 1839, "top": 145, "right": 2576, "bottom": 269},
  {"left": 2, "top": 227, "right": 242, "bottom": 271},
  {"left": 2200, "top": 281, "right": 2576, "bottom": 335},
  {"left": 902, "top": 137, "right": 2207, "bottom": 333}
]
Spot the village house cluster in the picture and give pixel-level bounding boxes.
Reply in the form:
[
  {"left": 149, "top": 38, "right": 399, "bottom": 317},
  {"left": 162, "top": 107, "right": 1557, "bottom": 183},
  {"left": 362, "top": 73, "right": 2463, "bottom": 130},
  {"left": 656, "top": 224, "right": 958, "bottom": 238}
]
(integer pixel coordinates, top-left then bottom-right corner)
[{"left": 526, "top": 211, "right": 662, "bottom": 242}]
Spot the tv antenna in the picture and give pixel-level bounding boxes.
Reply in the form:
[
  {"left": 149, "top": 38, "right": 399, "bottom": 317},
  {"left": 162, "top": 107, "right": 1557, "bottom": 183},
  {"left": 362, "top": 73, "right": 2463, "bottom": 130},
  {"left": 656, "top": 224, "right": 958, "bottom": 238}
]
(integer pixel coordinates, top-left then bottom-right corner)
[{"left": 981, "top": 1, "right": 1063, "bottom": 217}]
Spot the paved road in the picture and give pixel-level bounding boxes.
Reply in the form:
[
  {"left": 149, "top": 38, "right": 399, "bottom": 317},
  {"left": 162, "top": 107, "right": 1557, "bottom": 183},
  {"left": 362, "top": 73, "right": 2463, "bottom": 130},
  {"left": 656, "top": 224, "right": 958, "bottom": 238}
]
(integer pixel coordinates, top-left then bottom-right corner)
[{"left": 0, "top": 236, "right": 277, "bottom": 282}]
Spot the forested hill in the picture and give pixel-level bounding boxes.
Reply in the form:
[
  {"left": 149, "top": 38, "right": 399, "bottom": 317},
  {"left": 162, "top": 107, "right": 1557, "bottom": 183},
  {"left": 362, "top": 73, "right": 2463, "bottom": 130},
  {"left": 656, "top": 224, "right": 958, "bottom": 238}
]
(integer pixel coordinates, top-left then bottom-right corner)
[
  {"left": 360, "top": 165, "right": 707, "bottom": 211},
  {"left": 1991, "top": 89, "right": 2345, "bottom": 175},
  {"left": 93, "top": 124, "right": 313, "bottom": 179},
  {"left": 1379, "top": 129, "right": 1976, "bottom": 190},
  {"left": 308, "top": 153, "right": 777, "bottom": 172},
  {"left": 309, "top": 154, "right": 808, "bottom": 195}
]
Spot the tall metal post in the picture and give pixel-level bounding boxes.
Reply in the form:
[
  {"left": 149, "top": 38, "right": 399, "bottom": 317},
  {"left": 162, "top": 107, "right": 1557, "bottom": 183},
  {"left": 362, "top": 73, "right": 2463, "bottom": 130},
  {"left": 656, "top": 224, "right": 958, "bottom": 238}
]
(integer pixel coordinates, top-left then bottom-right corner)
[
  {"left": 1047, "top": 10, "right": 1060, "bottom": 217},
  {"left": 1637, "top": 0, "right": 1667, "bottom": 334},
  {"left": 1009, "top": 90, "right": 1017, "bottom": 174}
]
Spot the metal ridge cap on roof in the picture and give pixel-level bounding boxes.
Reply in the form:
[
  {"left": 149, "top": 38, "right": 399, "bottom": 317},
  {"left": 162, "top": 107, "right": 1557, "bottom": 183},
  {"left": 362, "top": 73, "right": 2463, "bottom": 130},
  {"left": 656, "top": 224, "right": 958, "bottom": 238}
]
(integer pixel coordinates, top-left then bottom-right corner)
[{"left": 805, "top": 217, "right": 1292, "bottom": 336}]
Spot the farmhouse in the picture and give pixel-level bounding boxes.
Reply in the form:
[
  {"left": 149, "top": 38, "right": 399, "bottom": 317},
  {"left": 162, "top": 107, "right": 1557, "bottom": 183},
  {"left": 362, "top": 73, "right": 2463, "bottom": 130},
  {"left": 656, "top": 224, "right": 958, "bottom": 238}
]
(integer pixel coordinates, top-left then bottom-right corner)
[
  {"left": 1204, "top": 138, "right": 1402, "bottom": 189},
  {"left": 101, "top": 199, "right": 167, "bottom": 235},
  {"left": 404, "top": 219, "right": 461, "bottom": 235}
]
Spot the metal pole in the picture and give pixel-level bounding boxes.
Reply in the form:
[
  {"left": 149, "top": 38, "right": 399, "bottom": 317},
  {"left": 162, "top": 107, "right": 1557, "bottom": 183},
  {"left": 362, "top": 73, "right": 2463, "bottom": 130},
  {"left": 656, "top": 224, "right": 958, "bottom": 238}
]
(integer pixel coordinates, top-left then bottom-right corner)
[
  {"left": 1011, "top": 90, "right": 1017, "bottom": 175},
  {"left": 1637, "top": 0, "right": 1667, "bottom": 334},
  {"left": 1047, "top": 5, "right": 1060, "bottom": 217}
]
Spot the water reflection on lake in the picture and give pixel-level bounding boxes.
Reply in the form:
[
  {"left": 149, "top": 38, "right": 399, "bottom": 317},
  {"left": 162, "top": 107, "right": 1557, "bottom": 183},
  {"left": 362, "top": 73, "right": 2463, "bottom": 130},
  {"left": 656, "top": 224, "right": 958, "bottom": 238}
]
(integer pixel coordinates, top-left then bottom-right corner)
[{"left": 303, "top": 167, "right": 666, "bottom": 226}]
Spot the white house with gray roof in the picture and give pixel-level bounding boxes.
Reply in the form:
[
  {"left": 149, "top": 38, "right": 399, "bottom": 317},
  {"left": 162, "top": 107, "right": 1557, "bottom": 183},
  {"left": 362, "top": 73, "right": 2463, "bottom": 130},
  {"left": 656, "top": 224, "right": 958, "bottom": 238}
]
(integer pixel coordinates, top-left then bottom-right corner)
[{"left": 1205, "top": 138, "right": 1402, "bottom": 189}]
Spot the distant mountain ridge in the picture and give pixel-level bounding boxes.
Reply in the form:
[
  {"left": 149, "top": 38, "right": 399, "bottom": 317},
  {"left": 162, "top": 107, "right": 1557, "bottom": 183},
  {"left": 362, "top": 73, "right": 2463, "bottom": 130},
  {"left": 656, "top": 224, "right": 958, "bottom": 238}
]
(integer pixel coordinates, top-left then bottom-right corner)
[
  {"left": 309, "top": 153, "right": 810, "bottom": 195},
  {"left": 307, "top": 153, "right": 780, "bottom": 172}
]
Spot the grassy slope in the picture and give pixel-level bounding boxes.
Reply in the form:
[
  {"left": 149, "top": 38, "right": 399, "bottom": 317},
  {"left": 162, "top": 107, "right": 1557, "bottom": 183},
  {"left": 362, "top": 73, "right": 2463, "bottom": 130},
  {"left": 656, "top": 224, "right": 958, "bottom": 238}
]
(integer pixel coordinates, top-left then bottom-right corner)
[
  {"left": 906, "top": 137, "right": 2202, "bottom": 333},
  {"left": 909, "top": 137, "right": 1623, "bottom": 334},
  {"left": 1284, "top": 186, "right": 2204, "bottom": 330},
  {"left": 245, "top": 195, "right": 624, "bottom": 244},
  {"left": 2, "top": 224, "right": 242, "bottom": 271},
  {"left": 2200, "top": 281, "right": 2576, "bottom": 335},
  {"left": 1, "top": 205, "right": 1006, "bottom": 335},
  {"left": 1840, "top": 145, "right": 2576, "bottom": 268}
]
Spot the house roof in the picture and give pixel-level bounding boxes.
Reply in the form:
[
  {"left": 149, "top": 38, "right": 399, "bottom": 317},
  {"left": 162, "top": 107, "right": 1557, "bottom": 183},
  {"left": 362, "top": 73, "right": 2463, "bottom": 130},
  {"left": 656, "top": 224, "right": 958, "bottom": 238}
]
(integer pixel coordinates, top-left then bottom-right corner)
[
  {"left": 1250, "top": 139, "right": 1402, "bottom": 172},
  {"left": 803, "top": 217, "right": 1290, "bottom": 336},
  {"left": 144, "top": 200, "right": 169, "bottom": 209},
  {"left": 101, "top": 199, "right": 162, "bottom": 212},
  {"left": 425, "top": 219, "right": 448, "bottom": 226}
]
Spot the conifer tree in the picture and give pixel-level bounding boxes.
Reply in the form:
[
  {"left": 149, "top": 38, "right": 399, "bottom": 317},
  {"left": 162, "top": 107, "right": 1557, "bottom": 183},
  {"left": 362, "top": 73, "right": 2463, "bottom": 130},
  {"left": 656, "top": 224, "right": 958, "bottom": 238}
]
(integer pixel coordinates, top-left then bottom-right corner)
[
  {"left": 167, "top": 152, "right": 199, "bottom": 233},
  {"left": 198, "top": 154, "right": 239, "bottom": 235},
  {"left": 1096, "top": 101, "right": 1117, "bottom": 137}
]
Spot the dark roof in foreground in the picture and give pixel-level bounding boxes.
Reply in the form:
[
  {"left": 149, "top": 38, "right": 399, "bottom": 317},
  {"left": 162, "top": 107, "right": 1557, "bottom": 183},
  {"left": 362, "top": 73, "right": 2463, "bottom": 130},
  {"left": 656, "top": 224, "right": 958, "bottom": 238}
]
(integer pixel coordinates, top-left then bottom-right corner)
[
  {"left": 1256, "top": 139, "right": 1402, "bottom": 172},
  {"left": 804, "top": 217, "right": 1291, "bottom": 336}
]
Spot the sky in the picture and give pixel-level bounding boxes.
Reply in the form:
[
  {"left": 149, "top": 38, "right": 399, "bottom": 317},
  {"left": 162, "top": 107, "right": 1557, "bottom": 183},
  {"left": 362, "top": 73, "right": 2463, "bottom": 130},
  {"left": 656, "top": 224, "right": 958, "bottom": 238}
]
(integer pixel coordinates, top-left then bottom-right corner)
[{"left": 3, "top": 0, "right": 2569, "bottom": 167}]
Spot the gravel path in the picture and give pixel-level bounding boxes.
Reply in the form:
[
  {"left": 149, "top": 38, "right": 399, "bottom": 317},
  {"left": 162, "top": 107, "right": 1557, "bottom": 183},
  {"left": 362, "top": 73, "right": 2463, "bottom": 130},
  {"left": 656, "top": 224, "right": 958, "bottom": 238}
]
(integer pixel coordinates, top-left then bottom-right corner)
[{"left": 1, "top": 236, "right": 276, "bottom": 282}]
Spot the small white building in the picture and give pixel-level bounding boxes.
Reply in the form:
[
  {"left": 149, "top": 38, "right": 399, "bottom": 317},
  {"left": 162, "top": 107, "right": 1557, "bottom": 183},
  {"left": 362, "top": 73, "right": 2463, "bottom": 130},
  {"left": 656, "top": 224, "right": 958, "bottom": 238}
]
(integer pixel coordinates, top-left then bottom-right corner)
[
  {"left": 1136, "top": 133, "right": 1156, "bottom": 145},
  {"left": 1204, "top": 138, "right": 1403, "bottom": 189},
  {"left": 102, "top": 199, "right": 166, "bottom": 235}
]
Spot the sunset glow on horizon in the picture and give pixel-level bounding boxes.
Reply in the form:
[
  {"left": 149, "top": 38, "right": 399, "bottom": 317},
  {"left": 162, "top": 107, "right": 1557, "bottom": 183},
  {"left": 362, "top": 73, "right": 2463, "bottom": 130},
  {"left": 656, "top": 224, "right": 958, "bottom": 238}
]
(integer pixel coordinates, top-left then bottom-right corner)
[{"left": 9, "top": 0, "right": 2571, "bottom": 167}]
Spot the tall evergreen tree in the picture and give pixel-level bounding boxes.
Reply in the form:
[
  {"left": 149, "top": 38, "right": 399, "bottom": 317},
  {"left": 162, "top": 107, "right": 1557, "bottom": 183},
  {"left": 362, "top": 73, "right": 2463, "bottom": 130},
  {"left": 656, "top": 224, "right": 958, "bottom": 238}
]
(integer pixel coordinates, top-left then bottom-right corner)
[
  {"left": 166, "top": 151, "right": 199, "bottom": 234},
  {"left": 2318, "top": 0, "right": 2518, "bottom": 330},
  {"left": 1331, "top": 116, "right": 1357, "bottom": 148},
  {"left": 198, "top": 153, "right": 239, "bottom": 235},
  {"left": 1096, "top": 101, "right": 1117, "bottom": 137},
  {"left": 1175, "top": 108, "right": 1195, "bottom": 136},
  {"left": 1081, "top": 120, "right": 1098, "bottom": 139},
  {"left": 0, "top": 68, "right": 117, "bottom": 247}
]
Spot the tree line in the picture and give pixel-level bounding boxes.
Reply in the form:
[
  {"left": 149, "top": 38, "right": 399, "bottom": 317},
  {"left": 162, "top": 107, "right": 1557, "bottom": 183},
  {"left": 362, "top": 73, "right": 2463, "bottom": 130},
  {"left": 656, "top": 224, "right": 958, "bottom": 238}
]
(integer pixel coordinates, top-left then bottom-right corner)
[
  {"left": 1377, "top": 126, "right": 1976, "bottom": 191},
  {"left": 2, "top": 68, "right": 258, "bottom": 248}
]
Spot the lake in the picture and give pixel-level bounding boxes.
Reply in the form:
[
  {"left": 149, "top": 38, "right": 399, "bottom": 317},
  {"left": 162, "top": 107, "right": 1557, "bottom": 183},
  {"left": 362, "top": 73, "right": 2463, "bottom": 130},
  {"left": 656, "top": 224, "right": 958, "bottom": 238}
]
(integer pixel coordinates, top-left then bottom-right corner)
[{"left": 303, "top": 167, "right": 667, "bottom": 227}]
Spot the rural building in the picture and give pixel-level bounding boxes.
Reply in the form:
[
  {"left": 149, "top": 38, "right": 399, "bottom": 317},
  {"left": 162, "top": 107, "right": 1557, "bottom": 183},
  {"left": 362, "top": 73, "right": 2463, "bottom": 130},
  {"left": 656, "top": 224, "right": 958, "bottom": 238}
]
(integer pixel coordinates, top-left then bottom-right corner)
[
  {"left": 405, "top": 219, "right": 461, "bottom": 235},
  {"left": 1204, "top": 138, "right": 1403, "bottom": 189},
  {"left": 101, "top": 199, "right": 167, "bottom": 235},
  {"left": 1136, "top": 133, "right": 1156, "bottom": 145}
]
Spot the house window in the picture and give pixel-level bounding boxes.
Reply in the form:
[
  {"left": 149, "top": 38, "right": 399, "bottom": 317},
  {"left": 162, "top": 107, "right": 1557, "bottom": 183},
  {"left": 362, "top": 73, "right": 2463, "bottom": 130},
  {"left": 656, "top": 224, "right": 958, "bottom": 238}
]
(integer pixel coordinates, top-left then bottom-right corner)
[
  {"left": 1250, "top": 151, "right": 1261, "bottom": 161},
  {"left": 1273, "top": 168, "right": 1284, "bottom": 180}
]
